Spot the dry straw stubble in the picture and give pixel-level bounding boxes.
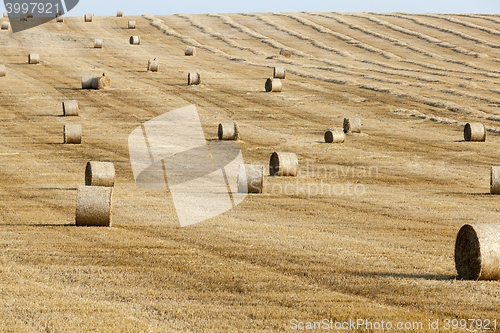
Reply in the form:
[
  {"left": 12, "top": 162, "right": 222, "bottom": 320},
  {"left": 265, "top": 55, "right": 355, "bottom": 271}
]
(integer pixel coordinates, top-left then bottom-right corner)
[
  {"left": 64, "top": 124, "right": 82, "bottom": 144},
  {"left": 464, "top": 122, "right": 486, "bottom": 142},
  {"left": 325, "top": 129, "right": 346, "bottom": 143},
  {"left": 269, "top": 152, "right": 298, "bottom": 177},
  {"left": 62, "top": 100, "right": 79, "bottom": 116},
  {"left": 218, "top": 123, "right": 239, "bottom": 140},
  {"left": 455, "top": 223, "right": 500, "bottom": 280},
  {"left": 238, "top": 164, "right": 264, "bottom": 193},
  {"left": 75, "top": 186, "right": 113, "bottom": 227},
  {"left": 85, "top": 161, "right": 115, "bottom": 187},
  {"left": 265, "top": 78, "right": 282, "bottom": 92}
]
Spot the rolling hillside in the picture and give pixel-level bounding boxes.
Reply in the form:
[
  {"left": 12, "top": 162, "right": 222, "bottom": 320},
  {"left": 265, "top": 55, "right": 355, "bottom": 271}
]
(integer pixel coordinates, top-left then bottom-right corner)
[{"left": 1, "top": 11, "right": 500, "bottom": 332}]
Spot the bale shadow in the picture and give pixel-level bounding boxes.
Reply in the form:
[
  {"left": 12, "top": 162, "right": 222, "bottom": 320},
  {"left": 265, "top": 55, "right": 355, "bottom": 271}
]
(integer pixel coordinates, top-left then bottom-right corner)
[
  {"left": 360, "top": 271, "right": 455, "bottom": 281},
  {"left": 33, "top": 223, "right": 75, "bottom": 227},
  {"left": 32, "top": 114, "right": 64, "bottom": 118},
  {"left": 0, "top": 223, "right": 74, "bottom": 227},
  {"left": 437, "top": 192, "right": 491, "bottom": 196},
  {"left": 38, "top": 187, "right": 78, "bottom": 191}
]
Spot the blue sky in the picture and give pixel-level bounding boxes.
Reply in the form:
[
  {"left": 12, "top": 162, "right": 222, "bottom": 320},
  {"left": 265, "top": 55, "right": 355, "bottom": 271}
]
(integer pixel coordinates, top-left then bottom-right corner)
[{"left": 4, "top": 0, "right": 500, "bottom": 17}]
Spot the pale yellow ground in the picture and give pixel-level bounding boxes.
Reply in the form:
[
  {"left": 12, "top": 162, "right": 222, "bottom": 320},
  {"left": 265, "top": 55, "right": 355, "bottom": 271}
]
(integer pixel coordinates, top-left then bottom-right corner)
[{"left": 1, "top": 12, "right": 500, "bottom": 332}]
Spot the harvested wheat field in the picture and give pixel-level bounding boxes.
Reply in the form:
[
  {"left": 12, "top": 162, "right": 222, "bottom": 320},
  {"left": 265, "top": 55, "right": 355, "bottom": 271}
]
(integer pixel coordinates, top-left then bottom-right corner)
[{"left": 2, "top": 11, "right": 500, "bottom": 332}]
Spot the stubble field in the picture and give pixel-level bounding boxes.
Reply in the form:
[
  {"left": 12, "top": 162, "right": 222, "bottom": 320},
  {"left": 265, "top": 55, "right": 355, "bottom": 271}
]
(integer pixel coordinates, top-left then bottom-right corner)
[{"left": 1, "top": 11, "right": 500, "bottom": 332}]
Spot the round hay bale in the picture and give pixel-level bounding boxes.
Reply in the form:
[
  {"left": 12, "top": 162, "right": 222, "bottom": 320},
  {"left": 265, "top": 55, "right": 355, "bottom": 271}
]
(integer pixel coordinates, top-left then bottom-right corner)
[
  {"left": 20, "top": 15, "right": 27, "bottom": 22},
  {"left": 94, "top": 39, "right": 103, "bottom": 48},
  {"left": 56, "top": 10, "right": 62, "bottom": 17},
  {"left": 325, "top": 129, "right": 346, "bottom": 143},
  {"left": 84, "top": 14, "right": 93, "bottom": 22},
  {"left": 75, "top": 186, "right": 113, "bottom": 227},
  {"left": 27, "top": 11, "right": 33, "bottom": 18},
  {"left": 81, "top": 75, "right": 94, "bottom": 89},
  {"left": 62, "top": 100, "right": 79, "bottom": 116},
  {"left": 117, "top": 11, "right": 124, "bottom": 17},
  {"left": 265, "top": 78, "right": 282, "bottom": 92},
  {"left": 0, "top": 65, "right": 5, "bottom": 77},
  {"left": 56, "top": 16, "right": 64, "bottom": 23},
  {"left": 3, "top": 12, "right": 8, "bottom": 17},
  {"left": 455, "top": 223, "right": 500, "bottom": 280},
  {"left": 28, "top": 54, "right": 39, "bottom": 64},
  {"left": 129, "top": 36, "right": 140, "bottom": 45},
  {"left": 464, "top": 122, "right": 486, "bottom": 142},
  {"left": 280, "top": 48, "right": 292, "bottom": 58},
  {"left": 269, "top": 152, "right": 298, "bottom": 177},
  {"left": 343, "top": 118, "right": 361, "bottom": 134},
  {"left": 185, "top": 46, "right": 196, "bottom": 56},
  {"left": 1, "top": 21, "right": 10, "bottom": 30},
  {"left": 491, "top": 166, "right": 500, "bottom": 194},
  {"left": 148, "top": 59, "right": 159, "bottom": 72},
  {"left": 128, "top": 21, "right": 136, "bottom": 29},
  {"left": 273, "top": 67, "right": 286, "bottom": 79},
  {"left": 218, "top": 123, "right": 239, "bottom": 140},
  {"left": 188, "top": 72, "right": 201, "bottom": 85},
  {"left": 85, "top": 161, "right": 115, "bottom": 187},
  {"left": 91, "top": 74, "right": 110, "bottom": 90},
  {"left": 64, "top": 124, "right": 82, "bottom": 144},
  {"left": 238, "top": 164, "right": 264, "bottom": 193}
]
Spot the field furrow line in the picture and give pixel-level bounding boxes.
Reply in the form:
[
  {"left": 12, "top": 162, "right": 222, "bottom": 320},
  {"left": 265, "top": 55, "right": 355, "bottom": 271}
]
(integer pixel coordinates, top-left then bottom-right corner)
[
  {"left": 207, "top": 13, "right": 310, "bottom": 58},
  {"left": 350, "top": 13, "right": 487, "bottom": 60},
  {"left": 143, "top": 14, "right": 247, "bottom": 62},
  {"left": 420, "top": 13, "right": 500, "bottom": 37},
  {"left": 174, "top": 14, "right": 265, "bottom": 57},
  {"left": 392, "top": 108, "right": 500, "bottom": 134},
  {"left": 385, "top": 13, "right": 500, "bottom": 51},
  {"left": 274, "top": 12, "right": 399, "bottom": 60},
  {"left": 463, "top": 14, "right": 500, "bottom": 25},
  {"left": 207, "top": 13, "right": 500, "bottom": 86},
  {"left": 303, "top": 12, "right": 500, "bottom": 79},
  {"left": 308, "top": 12, "right": 437, "bottom": 58},
  {"left": 203, "top": 15, "right": 450, "bottom": 86},
  {"left": 241, "top": 13, "right": 353, "bottom": 58},
  {"left": 144, "top": 14, "right": 499, "bottom": 123}
]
